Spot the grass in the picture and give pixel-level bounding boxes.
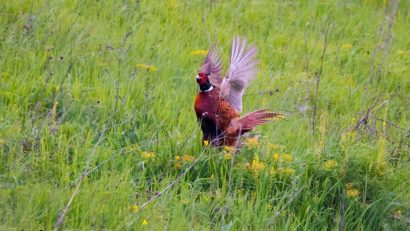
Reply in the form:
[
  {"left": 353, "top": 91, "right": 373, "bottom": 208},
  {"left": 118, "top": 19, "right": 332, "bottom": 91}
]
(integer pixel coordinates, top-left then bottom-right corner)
[{"left": 1, "top": 0, "right": 409, "bottom": 230}]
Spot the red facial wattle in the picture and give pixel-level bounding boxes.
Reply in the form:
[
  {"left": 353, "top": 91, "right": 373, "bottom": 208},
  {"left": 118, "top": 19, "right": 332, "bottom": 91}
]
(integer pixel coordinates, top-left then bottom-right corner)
[{"left": 196, "top": 72, "right": 208, "bottom": 85}]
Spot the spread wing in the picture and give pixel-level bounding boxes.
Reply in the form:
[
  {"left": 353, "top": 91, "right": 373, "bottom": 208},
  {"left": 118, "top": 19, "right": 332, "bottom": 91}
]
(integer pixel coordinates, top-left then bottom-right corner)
[
  {"left": 220, "top": 36, "right": 258, "bottom": 112},
  {"left": 200, "top": 41, "right": 223, "bottom": 88}
]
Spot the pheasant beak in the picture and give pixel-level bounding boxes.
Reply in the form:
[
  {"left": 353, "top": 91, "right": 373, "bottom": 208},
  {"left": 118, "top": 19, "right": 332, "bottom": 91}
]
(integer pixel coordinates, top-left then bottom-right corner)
[{"left": 195, "top": 74, "right": 201, "bottom": 83}]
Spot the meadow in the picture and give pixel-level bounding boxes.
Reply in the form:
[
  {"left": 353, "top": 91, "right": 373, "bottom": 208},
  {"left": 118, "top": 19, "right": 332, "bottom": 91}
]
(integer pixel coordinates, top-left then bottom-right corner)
[{"left": 1, "top": 0, "right": 409, "bottom": 230}]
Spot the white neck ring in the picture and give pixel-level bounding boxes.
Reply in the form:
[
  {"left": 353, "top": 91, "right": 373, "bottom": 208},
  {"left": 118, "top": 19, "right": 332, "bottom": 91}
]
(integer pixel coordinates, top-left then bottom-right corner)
[{"left": 200, "top": 85, "right": 213, "bottom": 92}]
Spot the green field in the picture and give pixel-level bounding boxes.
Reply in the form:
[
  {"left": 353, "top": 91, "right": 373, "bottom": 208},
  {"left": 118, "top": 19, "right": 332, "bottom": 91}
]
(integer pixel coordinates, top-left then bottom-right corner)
[{"left": 1, "top": 0, "right": 409, "bottom": 230}]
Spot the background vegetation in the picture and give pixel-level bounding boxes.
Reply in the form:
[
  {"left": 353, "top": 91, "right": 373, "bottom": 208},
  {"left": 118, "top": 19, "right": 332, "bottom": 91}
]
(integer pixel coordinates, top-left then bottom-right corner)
[{"left": 1, "top": 0, "right": 409, "bottom": 230}]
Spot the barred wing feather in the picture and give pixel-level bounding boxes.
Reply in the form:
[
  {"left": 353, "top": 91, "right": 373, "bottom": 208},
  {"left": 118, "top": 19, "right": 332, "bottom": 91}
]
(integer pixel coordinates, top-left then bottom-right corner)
[
  {"left": 220, "top": 36, "right": 258, "bottom": 112},
  {"left": 200, "top": 41, "right": 223, "bottom": 88}
]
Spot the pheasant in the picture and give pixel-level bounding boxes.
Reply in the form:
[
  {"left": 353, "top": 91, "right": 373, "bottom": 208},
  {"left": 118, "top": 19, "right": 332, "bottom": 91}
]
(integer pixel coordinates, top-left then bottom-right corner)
[{"left": 194, "top": 36, "right": 282, "bottom": 147}]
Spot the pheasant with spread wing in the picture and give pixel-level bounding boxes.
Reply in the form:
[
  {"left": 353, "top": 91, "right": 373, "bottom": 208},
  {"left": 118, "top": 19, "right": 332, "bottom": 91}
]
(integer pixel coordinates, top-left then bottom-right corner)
[{"left": 194, "top": 36, "right": 282, "bottom": 147}]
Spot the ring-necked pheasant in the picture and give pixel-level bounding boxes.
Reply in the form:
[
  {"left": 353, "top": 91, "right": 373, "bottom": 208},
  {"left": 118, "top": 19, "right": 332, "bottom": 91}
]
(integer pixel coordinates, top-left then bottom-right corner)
[{"left": 194, "top": 36, "right": 283, "bottom": 147}]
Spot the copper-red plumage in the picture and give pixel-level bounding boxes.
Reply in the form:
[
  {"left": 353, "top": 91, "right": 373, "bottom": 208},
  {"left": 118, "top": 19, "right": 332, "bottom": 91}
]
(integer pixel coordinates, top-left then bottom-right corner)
[{"left": 194, "top": 36, "right": 283, "bottom": 148}]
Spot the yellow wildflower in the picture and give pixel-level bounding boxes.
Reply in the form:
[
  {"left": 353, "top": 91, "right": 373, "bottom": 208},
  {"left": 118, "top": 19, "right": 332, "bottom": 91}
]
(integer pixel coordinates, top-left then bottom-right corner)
[
  {"left": 315, "top": 110, "right": 327, "bottom": 157},
  {"left": 394, "top": 210, "right": 402, "bottom": 220},
  {"left": 142, "top": 219, "right": 149, "bottom": 225},
  {"left": 344, "top": 78, "right": 356, "bottom": 88},
  {"left": 346, "top": 182, "right": 354, "bottom": 189},
  {"left": 203, "top": 140, "right": 209, "bottom": 146},
  {"left": 250, "top": 155, "right": 265, "bottom": 176},
  {"left": 130, "top": 204, "right": 139, "bottom": 212},
  {"left": 346, "top": 183, "right": 360, "bottom": 198},
  {"left": 346, "top": 188, "right": 360, "bottom": 198},
  {"left": 340, "top": 130, "right": 356, "bottom": 152},
  {"left": 191, "top": 49, "right": 208, "bottom": 55},
  {"left": 147, "top": 65, "right": 157, "bottom": 72},
  {"left": 341, "top": 133, "right": 347, "bottom": 144},
  {"left": 182, "top": 155, "right": 195, "bottom": 162},
  {"left": 223, "top": 145, "right": 235, "bottom": 153},
  {"left": 318, "top": 110, "right": 327, "bottom": 137},
  {"left": 269, "top": 167, "right": 276, "bottom": 176},
  {"left": 126, "top": 143, "right": 141, "bottom": 152},
  {"left": 237, "top": 189, "right": 243, "bottom": 196},
  {"left": 174, "top": 155, "right": 195, "bottom": 169},
  {"left": 224, "top": 153, "right": 232, "bottom": 160},
  {"left": 269, "top": 143, "right": 285, "bottom": 152},
  {"left": 268, "top": 143, "right": 279, "bottom": 152},
  {"left": 341, "top": 43, "right": 352, "bottom": 50},
  {"left": 323, "top": 160, "right": 338, "bottom": 170},
  {"left": 245, "top": 137, "right": 259, "bottom": 148},
  {"left": 376, "top": 127, "right": 387, "bottom": 176},
  {"left": 136, "top": 63, "right": 148, "bottom": 69},
  {"left": 280, "top": 145, "right": 285, "bottom": 151},
  {"left": 280, "top": 154, "right": 293, "bottom": 162},
  {"left": 136, "top": 64, "right": 157, "bottom": 73},
  {"left": 244, "top": 162, "right": 250, "bottom": 169},
  {"left": 175, "top": 162, "right": 183, "bottom": 169},
  {"left": 141, "top": 151, "right": 155, "bottom": 159},
  {"left": 181, "top": 198, "right": 190, "bottom": 205},
  {"left": 278, "top": 167, "right": 295, "bottom": 176},
  {"left": 273, "top": 153, "right": 279, "bottom": 161}
]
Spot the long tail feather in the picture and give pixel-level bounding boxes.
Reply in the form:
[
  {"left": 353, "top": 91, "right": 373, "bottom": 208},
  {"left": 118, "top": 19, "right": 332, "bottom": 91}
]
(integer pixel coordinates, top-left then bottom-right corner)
[{"left": 234, "top": 109, "right": 284, "bottom": 133}]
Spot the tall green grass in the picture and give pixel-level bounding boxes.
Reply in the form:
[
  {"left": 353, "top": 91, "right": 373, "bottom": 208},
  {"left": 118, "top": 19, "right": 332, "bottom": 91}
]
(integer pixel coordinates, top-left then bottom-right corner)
[{"left": 1, "top": 0, "right": 409, "bottom": 230}]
